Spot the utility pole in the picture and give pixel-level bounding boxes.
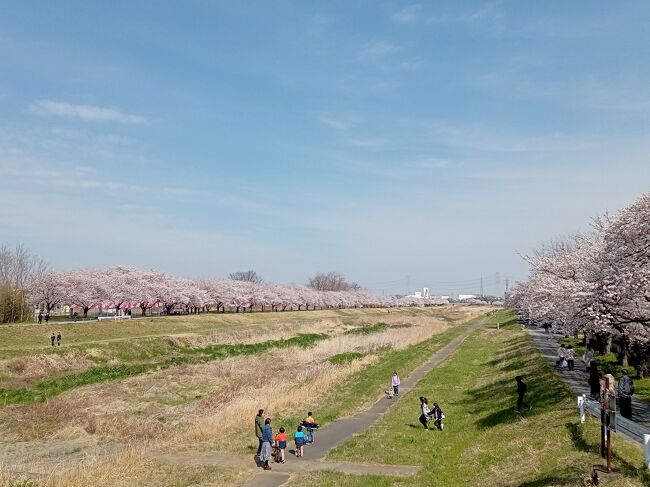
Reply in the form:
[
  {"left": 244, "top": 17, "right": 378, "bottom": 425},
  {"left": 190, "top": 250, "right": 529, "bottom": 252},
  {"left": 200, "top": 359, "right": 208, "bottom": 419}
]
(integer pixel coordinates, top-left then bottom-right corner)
[
  {"left": 505, "top": 279, "right": 509, "bottom": 294},
  {"left": 406, "top": 275, "right": 410, "bottom": 295},
  {"left": 480, "top": 276, "right": 484, "bottom": 297}
]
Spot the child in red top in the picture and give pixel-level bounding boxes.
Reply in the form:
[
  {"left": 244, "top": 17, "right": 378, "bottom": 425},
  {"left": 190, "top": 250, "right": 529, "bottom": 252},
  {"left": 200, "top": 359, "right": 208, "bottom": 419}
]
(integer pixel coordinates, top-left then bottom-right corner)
[{"left": 273, "top": 427, "right": 287, "bottom": 463}]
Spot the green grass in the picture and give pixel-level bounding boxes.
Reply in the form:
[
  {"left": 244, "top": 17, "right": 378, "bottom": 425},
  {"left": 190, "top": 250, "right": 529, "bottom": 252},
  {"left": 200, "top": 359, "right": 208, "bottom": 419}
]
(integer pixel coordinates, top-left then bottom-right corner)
[
  {"left": 636, "top": 377, "right": 650, "bottom": 403},
  {"left": 0, "top": 333, "right": 329, "bottom": 407},
  {"left": 238, "top": 311, "right": 495, "bottom": 455},
  {"left": 345, "top": 322, "right": 391, "bottom": 335},
  {"left": 328, "top": 352, "right": 367, "bottom": 365},
  {"left": 282, "top": 310, "right": 648, "bottom": 487}
]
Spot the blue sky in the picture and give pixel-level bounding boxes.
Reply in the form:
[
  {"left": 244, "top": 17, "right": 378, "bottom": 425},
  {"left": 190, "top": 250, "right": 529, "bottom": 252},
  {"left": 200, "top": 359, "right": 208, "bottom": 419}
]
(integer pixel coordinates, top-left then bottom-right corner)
[{"left": 2, "top": 1, "right": 649, "bottom": 295}]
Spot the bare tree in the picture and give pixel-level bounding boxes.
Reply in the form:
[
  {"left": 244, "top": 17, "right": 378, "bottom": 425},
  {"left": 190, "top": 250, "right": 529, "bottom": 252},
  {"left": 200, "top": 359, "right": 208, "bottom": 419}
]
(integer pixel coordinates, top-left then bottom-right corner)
[
  {"left": 307, "top": 272, "right": 361, "bottom": 291},
  {"left": 0, "top": 243, "right": 48, "bottom": 323},
  {"left": 229, "top": 270, "right": 263, "bottom": 284}
]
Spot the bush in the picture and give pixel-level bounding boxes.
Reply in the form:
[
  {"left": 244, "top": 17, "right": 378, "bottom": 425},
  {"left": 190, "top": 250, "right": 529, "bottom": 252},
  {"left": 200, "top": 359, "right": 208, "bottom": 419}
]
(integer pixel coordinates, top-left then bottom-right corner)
[{"left": 328, "top": 352, "right": 365, "bottom": 365}]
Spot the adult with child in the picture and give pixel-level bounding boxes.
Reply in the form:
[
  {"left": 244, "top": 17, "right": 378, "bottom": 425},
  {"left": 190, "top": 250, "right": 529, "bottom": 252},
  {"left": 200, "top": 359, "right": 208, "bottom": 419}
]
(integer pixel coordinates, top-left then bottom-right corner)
[
  {"left": 259, "top": 418, "right": 273, "bottom": 470},
  {"left": 254, "top": 409, "right": 265, "bottom": 458},
  {"left": 514, "top": 376, "right": 532, "bottom": 413}
]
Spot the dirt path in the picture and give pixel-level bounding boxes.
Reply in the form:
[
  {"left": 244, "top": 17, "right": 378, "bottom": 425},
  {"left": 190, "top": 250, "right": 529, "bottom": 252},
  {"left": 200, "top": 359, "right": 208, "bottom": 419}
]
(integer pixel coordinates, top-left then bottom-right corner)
[{"left": 235, "top": 314, "right": 489, "bottom": 487}]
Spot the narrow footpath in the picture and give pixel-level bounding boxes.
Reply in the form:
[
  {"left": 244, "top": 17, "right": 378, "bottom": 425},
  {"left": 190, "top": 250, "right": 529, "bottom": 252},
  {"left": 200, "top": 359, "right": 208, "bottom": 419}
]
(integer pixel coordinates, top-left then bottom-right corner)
[
  {"left": 241, "top": 316, "right": 488, "bottom": 487},
  {"left": 527, "top": 327, "right": 650, "bottom": 431}
]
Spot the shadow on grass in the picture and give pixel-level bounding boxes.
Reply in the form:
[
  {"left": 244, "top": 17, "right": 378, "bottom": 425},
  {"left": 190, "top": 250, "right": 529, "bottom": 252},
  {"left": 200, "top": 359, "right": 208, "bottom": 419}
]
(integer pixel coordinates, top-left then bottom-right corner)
[
  {"left": 566, "top": 421, "right": 650, "bottom": 484},
  {"left": 517, "top": 472, "right": 584, "bottom": 486}
]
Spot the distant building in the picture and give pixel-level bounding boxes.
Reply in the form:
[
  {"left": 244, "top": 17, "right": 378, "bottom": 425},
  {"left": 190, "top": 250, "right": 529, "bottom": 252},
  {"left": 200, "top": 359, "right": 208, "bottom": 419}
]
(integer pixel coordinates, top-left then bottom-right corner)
[{"left": 458, "top": 294, "right": 478, "bottom": 301}]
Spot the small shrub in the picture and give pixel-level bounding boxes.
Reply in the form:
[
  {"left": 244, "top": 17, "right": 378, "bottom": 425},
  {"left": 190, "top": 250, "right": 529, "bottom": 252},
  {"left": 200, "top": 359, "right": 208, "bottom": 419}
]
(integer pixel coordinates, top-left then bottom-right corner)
[
  {"left": 346, "top": 323, "right": 390, "bottom": 335},
  {"left": 329, "top": 352, "right": 366, "bottom": 365}
]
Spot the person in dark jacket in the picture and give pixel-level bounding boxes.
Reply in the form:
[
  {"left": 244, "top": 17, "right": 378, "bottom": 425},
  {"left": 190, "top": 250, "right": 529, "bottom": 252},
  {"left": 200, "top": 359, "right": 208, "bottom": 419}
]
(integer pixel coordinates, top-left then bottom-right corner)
[
  {"left": 431, "top": 403, "right": 444, "bottom": 430},
  {"left": 515, "top": 376, "right": 532, "bottom": 412},
  {"left": 588, "top": 361, "right": 600, "bottom": 399},
  {"left": 255, "top": 409, "right": 265, "bottom": 457}
]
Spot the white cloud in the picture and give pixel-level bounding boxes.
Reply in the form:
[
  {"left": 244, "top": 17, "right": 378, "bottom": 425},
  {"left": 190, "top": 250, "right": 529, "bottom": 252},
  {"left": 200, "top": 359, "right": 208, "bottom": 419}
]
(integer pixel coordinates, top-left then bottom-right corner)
[
  {"left": 358, "top": 41, "right": 400, "bottom": 60},
  {"left": 28, "top": 100, "right": 147, "bottom": 124},
  {"left": 319, "top": 115, "right": 356, "bottom": 131},
  {"left": 391, "top": 4, "right": 422, "bottom": 24}
]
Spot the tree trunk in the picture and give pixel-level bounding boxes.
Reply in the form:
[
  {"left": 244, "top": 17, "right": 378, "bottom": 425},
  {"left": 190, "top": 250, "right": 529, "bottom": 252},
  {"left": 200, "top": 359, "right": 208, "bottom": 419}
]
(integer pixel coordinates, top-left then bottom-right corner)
[{"left": 604, "top": 335, "right": 612, "bottom": 355}]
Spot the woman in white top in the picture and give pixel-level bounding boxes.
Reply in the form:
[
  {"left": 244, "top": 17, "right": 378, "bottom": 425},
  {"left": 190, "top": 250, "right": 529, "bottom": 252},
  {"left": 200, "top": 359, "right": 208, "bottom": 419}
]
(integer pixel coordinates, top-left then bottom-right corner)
[{"left": 419, "top": 396, "right": 431, "bottom": 429}]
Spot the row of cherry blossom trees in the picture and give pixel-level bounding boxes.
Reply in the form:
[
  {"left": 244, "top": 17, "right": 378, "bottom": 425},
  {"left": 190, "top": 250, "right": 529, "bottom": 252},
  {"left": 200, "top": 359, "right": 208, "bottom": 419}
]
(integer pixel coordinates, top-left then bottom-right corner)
[
  {"left": 28, "top": 266, "right": 444, "bottom": 318},
  {"left": 506, "top": 192, "right": 650, "bottom": 369}
]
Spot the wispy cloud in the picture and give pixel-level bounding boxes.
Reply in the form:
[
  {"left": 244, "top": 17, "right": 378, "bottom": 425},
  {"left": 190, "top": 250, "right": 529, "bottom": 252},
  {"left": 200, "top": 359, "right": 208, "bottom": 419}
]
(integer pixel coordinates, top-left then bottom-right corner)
[
  {"left": 319, "top": 115, "right": 356, "bottom": 131},
  {"left": 358, "top": 41, "right": 400, "bottom": 61},
  {"left": 28, "top": 100, "right": 147, "bottom": 124},
  {"left": 391, "top": 4, "right": 422, "bottom": 24}
]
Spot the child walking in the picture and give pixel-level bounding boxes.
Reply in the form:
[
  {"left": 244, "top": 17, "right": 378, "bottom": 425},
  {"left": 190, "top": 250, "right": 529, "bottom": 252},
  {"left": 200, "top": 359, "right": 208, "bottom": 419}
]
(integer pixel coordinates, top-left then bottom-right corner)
[
  {"left": 431, "top": 403, "right": 445, "bottom": 430},
  {"left": 273, "top": 427, "right": 287, "bottom": 463},
  {"left": 392, "top": 371, "right": 400, "bottom": 396},
  {"left": 294, "top": 425, "right": 306, "bottom": 458}
]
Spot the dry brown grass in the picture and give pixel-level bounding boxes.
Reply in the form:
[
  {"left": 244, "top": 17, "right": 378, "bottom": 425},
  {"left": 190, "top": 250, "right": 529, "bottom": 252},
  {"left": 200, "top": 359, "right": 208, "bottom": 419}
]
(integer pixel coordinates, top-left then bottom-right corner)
[
  {"left": 0, "top": 307, "right": 479, "bottom": 486},
  {"left": 0, "top": 353, "right": 97, "bottom": 387}
]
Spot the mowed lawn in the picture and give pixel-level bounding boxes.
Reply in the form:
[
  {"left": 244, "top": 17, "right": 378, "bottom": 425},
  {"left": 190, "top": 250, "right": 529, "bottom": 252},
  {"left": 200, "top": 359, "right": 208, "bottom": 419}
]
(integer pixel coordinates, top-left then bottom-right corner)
[{"left": 285, "top": 312, "right": 649, "bottom": 487}]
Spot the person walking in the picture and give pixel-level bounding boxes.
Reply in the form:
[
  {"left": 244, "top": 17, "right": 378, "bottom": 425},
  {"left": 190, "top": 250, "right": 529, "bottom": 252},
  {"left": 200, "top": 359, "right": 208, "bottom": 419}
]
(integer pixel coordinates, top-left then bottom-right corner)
[
  {"left": 583, "top": 347, "right": 594, "bottom": 372},
  {"left": 431, "top": 403, "right": 445, "bottom": 430},
  {"left": 38, "top": 312, "right": 43, "bottom": 325},
  {"left": 588, "top": 361, "right": 600, "bottom": 399},
  {"left": 515, "top": 376, "right": 532, "bottom": 412},
  {"left": 254, "top": 409, "right": 265, "bottom": 458},
  {"left": 617, "top": 369, "right": 635, "bottom": 420},
  {"left": 56, "top": 332, "right": 62, "bottom": 347},
  {"left": 260, "top": 418, "right": 273, "bottom": 470},
  {"left": 418, "top": 396, "right": 431, "bottom": 429},
  {"left": 566, "top": 345, "right": 575, "bottom": 371},
  {"left": 44, "top": 314, "right": 50, "bottom": 324},
  {"left": 391, "top": 371, "right": 401, "bottom": 397},
  {"left": 50, "top": 333, "right": 55, "bottom": 347},
  {"left": 557, "top": 344, "right": 566, "bottom": 368}
]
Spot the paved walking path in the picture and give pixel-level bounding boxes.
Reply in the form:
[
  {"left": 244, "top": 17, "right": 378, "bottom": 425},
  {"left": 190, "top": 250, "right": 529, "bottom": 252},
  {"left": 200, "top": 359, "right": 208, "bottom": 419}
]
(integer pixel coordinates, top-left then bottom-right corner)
[
  {"left": 527, "top": 327, "right": 650, "bottom": 431},
  {"left": 238, "top": 316, "right": 488, "bottom": 487}
]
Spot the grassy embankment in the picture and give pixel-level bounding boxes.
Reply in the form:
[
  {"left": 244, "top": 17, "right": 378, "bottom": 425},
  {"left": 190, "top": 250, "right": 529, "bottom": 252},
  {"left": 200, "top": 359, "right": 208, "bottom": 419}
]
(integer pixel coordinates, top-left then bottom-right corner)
[{"left": 283, "top": 309, "right": 649, "bottom": 487}]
